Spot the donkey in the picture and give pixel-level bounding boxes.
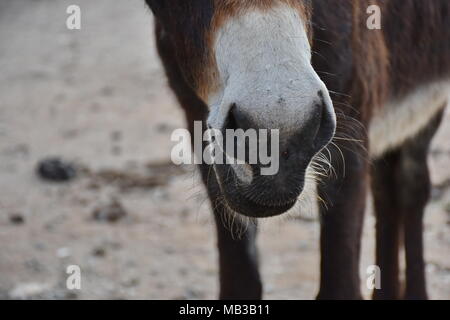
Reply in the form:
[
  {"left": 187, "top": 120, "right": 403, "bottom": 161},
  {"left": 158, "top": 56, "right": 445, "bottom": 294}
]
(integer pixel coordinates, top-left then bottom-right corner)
[{"left": 146, "top": 0, "right": 450, "bottom": 299}]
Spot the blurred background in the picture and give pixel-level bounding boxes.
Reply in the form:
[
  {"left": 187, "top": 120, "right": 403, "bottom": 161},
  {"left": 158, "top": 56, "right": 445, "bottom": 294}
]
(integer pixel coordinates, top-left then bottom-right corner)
[{"left": 0, "top": 0, "right": 449, "bottom": 299}]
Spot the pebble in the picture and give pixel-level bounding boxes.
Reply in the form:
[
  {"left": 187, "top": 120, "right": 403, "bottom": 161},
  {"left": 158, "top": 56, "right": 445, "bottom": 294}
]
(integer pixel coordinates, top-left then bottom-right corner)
[
  {"left": 37, "top": 158, "right": 77, "bottom": 182},
  {"left": 9, "top": 213, "right": 25, "bottom": 225},
  {"left": 92, "top": 199, "right": 128, "bottom": 223},
  {"left": 92, "top": 247, "right": 107, "bottom": 257}
]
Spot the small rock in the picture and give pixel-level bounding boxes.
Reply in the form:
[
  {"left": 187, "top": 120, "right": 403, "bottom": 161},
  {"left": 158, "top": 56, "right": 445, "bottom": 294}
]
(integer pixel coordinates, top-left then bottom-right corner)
[
  {"left": 92, "top": 199, "right": 128, "bottom": 223},
  {"left": 37, "top": 158, "right": 77, "bottom": 182},
  {"left": 92, "top": 247, "right": 107, "bottom": 257},
  {"left": 9, "top": 213, "right": 25, "bottom": 225}
]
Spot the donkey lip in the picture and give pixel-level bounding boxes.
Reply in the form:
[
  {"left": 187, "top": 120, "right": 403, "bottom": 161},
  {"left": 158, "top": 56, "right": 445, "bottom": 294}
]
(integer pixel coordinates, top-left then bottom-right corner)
[
  {"left": 223, "top": 191, "right": 298, "bottom": 218},
  {"left": 214, "top": 163, "right": 305, "bottom": 218},
  {"left": 245, "top": 196, "right": 297, "bottom": 208}
]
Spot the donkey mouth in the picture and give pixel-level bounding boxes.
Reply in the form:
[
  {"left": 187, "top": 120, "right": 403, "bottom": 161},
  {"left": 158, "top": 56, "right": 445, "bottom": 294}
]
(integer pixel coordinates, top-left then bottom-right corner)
[
  {"left": 214, "top": 163, "right": 304, "bottom": 218},
  {"left": 224, "top": 193, "right": 298, "bottom": 218}
]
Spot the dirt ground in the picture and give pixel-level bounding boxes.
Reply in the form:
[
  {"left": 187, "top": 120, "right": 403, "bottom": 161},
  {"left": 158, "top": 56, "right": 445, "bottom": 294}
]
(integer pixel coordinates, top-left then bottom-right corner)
[{"left": 0, "top": 0, "right": 449, "bottom": 300}]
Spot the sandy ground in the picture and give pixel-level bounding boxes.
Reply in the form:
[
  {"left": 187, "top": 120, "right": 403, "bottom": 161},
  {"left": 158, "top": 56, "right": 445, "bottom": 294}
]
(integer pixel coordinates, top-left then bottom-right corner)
[{"left": 0, "top": 0, "right": 449, "bottom": 300}]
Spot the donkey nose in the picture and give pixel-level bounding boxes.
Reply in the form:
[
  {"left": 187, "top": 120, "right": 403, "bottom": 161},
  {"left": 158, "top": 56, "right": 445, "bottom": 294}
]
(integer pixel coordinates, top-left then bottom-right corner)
[
  {"left": 276, "top": 93, "right": 335, "bottom": 166},
  {"left": 223, "top": 91, "right": 335, "bottom": 159}
]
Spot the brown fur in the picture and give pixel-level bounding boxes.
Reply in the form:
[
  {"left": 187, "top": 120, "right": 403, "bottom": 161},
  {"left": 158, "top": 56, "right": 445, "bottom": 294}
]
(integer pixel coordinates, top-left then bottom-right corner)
[
  {"left": 211, "top": 0, "right": 311, "bottom": 32},
  {"left": 350, "top": 0, "right": 389, "bottom": 121}
]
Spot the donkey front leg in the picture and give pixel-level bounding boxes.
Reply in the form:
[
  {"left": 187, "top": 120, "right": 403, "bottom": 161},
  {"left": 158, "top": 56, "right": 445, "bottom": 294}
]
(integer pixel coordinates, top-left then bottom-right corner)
[
  {"left": 316, "top": 145, "right": 368, "bottom": 300},
  {"left": 199, "top": 164, "right": 262, "bottom": 300},
  {"left": 214, "top": 212, "right": 262, "bottom": 300}
]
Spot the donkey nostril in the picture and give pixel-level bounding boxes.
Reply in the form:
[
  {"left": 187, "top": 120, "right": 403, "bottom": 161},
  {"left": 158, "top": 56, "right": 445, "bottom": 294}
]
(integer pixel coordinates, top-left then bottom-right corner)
[
  {"left": 282, "top": 150, "right": 290, "bottom": 160},
  {"left": 224, "top": 103, "right": 253, "bottom": 132},
  {"left": 224, "top": 104, "right": 238, "bottom": 131}
]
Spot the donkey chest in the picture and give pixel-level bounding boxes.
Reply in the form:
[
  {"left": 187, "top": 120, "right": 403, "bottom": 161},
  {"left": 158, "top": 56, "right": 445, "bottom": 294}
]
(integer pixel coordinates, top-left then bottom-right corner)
[{"left": 369, "top": 81, "right": 450, "bottom": 158}]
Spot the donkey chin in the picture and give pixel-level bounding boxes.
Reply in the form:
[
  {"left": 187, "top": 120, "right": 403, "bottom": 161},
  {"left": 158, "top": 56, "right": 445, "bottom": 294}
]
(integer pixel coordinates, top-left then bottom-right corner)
[{"left": 206, "top": 4, "right": 336, "bottom": 218}]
